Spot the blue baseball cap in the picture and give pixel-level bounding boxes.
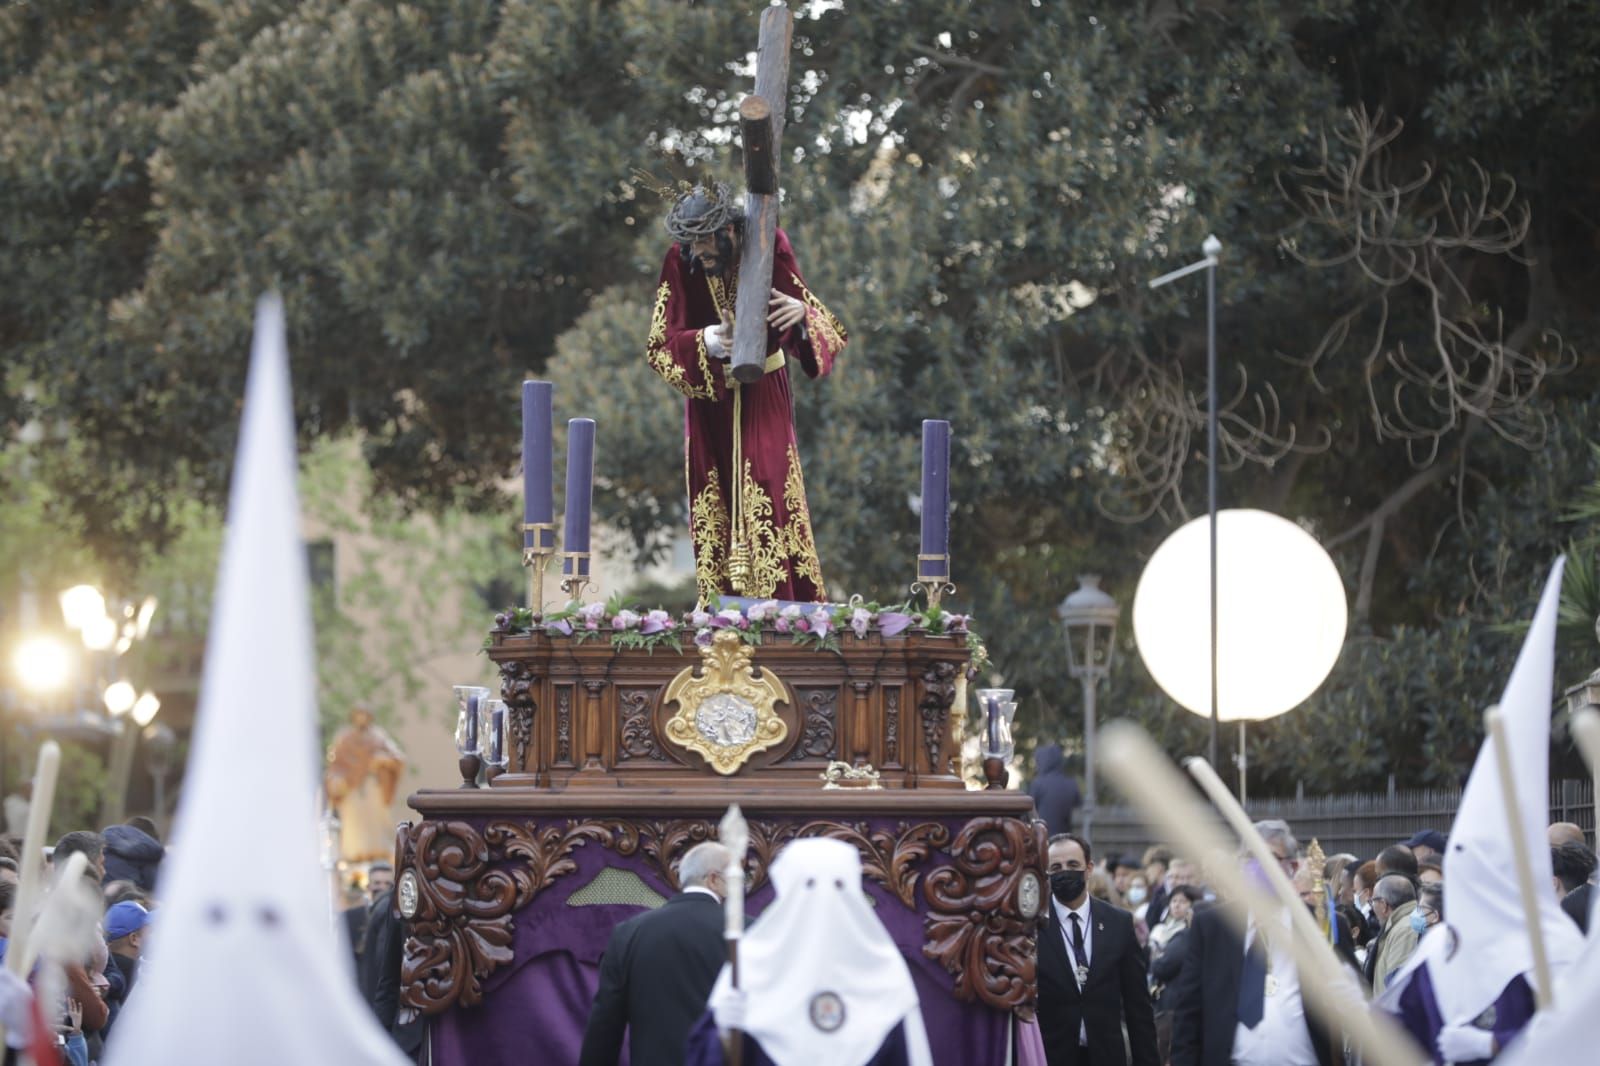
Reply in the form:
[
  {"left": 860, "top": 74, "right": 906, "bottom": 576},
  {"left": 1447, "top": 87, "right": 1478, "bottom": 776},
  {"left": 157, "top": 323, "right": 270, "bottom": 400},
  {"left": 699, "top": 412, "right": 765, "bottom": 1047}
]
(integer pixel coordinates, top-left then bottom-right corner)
[{"left": 105, "top": 901, "right": 151, "bottom": 941}]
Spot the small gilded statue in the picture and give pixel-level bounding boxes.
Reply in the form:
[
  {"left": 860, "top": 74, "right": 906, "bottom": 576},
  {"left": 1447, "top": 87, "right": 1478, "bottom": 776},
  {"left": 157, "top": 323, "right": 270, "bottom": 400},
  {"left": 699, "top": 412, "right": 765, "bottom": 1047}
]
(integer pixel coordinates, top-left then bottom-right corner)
[{"left": 324, "top": 707, "right": 407, "bottom": 864}]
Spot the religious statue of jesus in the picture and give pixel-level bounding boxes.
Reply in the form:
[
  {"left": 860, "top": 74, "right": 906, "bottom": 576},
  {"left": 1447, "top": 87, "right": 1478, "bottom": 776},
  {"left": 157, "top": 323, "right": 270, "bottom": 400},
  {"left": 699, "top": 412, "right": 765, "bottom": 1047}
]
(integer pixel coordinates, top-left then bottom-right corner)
[{"left": 646, "top": 182, "right": 847, "bottom": 604}]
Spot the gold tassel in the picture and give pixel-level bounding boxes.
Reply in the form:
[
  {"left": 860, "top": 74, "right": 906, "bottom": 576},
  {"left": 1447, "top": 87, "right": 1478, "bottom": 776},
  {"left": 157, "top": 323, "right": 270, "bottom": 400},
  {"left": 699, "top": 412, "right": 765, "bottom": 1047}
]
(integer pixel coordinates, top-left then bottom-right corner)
[{"left": 728, "top": 382, "right": 750, "bottom": 595}]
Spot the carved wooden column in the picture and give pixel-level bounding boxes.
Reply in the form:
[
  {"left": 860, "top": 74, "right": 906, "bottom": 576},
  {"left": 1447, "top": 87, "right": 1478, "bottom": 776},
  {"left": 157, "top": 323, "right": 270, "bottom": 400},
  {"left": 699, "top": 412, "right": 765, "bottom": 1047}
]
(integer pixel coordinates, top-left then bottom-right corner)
[
  {"left": 575, "top": 679, "right": 610, "bottom": 780},
  {"left": 916, "top": 659, "right": 960, "bottom": 786},
  {"left": 850, "top": 680, "right": 873, "bottom": 767},
  {"left": 496, "top": 659, "right": 541, "bottom": 786}
]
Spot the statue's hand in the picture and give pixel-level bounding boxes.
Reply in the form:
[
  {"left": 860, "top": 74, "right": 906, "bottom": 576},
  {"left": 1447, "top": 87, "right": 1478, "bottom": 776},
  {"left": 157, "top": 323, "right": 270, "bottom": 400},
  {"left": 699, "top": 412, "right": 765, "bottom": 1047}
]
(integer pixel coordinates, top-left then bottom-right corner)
[
  {"left": 704, "top": 316, "right": 732, "bottom": 361},
  {"left": 767, "top": 288, "right": 805, "bottom": 331}
]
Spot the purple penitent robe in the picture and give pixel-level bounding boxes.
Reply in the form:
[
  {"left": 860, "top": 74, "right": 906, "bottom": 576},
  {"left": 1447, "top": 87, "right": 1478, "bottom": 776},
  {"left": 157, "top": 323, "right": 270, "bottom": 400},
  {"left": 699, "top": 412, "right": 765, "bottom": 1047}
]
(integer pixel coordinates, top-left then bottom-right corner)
[
  {"left": 1392, "top": 966, "right": 1535, "bottom": 1065},
  {"left": 682, "top": 1013, "right": 912, "bottom": 1066}
]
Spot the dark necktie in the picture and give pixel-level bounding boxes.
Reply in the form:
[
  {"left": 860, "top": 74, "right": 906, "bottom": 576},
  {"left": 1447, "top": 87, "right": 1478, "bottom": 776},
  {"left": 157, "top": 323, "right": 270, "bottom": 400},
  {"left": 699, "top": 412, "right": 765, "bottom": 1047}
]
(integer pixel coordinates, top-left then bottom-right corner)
[
  {"left": 1069, "top": 912, "right": 1090, "bottom": 972},
  {"left": 1237, "top": 934, "right": 1267, "bottom": 1028}
]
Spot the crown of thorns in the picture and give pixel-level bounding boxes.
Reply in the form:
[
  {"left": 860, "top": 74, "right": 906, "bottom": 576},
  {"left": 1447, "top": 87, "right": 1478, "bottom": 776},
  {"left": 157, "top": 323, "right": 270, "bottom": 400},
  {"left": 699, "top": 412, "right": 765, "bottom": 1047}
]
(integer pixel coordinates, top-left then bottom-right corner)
[{"left": 664, "top": 181, "right": 743, "bottom": 242}]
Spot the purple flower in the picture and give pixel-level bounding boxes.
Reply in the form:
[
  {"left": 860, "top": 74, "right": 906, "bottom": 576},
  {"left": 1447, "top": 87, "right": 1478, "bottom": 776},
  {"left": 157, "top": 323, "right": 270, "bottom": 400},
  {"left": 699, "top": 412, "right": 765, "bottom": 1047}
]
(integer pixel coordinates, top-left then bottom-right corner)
[
  {"left": 808, "top": 607, "right": 833, "bottom": 639},
  {"left": 945, "top": 613, "right": 970, "bottom": 634},
  {"left": 695, "top": 627, "right": 714, "bottom": 647},
  {"left": 612, "top": 609, "right": 641, "bottom": 631},
  {"left": 774, "top": 617, "right": 791, "bottom": 633},
  {"left": 878, "top": 611, "right": 914, "bottom": 637},
  {"left": 688, "top": 609, "right": 712, "bottom": 628},
  {"left": 850, "top": 607, "right": 872, "bottom": 638},
  {"left": 641, "top": 609, "right": 673, "bottom": 635},
  {"left": 545, "top": 619, "right": 573, "bottom": 636},
  {"left": 578, "top": 602, "right": 607, "bottom": 622},
  {"left": 584, "top": 620, "right": 600, "bottom": 631},
  {"left": 714, "top": 608, "right": 744, "bottom": 629}
]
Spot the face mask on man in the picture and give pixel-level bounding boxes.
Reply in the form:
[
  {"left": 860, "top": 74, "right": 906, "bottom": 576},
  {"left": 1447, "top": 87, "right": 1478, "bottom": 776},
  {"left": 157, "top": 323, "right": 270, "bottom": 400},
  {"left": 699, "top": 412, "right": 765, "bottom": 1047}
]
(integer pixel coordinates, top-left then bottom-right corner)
[{"left": 1051, "top": 869, "right": 1086, "bottom": 904}]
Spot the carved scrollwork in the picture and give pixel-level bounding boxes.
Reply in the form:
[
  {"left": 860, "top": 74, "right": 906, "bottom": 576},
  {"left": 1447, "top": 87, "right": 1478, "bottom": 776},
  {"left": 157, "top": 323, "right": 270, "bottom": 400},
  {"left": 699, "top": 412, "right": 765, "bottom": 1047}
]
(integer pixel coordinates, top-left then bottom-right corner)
[
  {"left": 618, "top": 689, "right": 668, "bottom": 762},
  {"left": 498, "top": 660, "right": 538, "bottom": 771},
  {"left": 919, "top": 660, "right": 959, "bottom": 774},
  {"left": 795, "top": 820, "right": 950, "bottom": 909},
  {"left": 885, "top": 686, "right": 900, "bottom": 764},
  {"left": 922, "top": 816, "right": 1046, "bottom": 1019},
  {"left": 786, "top": 688, "right": 837, "bottom": 760},
  {"left": 555, "top": 686, "right": 572, "bottom": 765}
]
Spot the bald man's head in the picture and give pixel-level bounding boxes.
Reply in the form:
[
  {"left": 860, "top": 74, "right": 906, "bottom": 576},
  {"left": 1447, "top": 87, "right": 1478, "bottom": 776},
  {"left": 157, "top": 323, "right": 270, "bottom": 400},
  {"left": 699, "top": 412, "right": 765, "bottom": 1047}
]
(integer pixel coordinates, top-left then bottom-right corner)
[{"left": 1549, "top": 822, "right": 1586, "bottom": 848}]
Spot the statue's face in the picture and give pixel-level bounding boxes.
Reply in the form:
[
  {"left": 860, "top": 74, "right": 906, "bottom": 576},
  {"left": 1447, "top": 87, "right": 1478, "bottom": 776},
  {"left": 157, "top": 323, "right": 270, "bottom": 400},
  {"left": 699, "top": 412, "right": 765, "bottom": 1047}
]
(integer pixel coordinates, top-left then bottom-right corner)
[
  {"left": 689, "top": 225, "right": 738, "bottom": 276},
  {"left": 351, "top": 709, "right": 374, "bottom": 728}
]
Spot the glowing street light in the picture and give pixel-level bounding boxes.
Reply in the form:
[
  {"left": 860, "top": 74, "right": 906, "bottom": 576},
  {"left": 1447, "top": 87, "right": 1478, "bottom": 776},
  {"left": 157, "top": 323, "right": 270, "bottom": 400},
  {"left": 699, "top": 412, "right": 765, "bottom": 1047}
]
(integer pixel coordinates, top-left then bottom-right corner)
[
  {"left": 81, "top": 614, "right": 118, "bottom": 652},
  {"left": 13, "top": 636, "right": 74, "bottom": 694},
  {"left": 131, "top": 691, "right": 161, "bottom": 727},
  {"left": 60, "top": 585, "right": 108, "bottom": 632},
  {"left": 103, "top": 680, "right": 138, "bottom": 717}
]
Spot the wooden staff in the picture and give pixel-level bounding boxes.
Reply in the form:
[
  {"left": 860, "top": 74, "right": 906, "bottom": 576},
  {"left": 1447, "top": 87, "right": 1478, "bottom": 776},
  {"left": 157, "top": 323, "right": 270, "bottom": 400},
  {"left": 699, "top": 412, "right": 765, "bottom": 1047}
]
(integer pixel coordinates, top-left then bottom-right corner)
[
  {"left": 1487, "top": 707, "right": 1555, "bottom": 1009},
  {"left": 1570, "top": 706, "right": 1600, "bottom": 806},
  {"left": 1099, "top": 722, "right": 1426, "bottom": 1066},
  {"left": 719, "top": 804, "right": 750, "bottom": 1066},
  {"left": 0, "top": 741, "right": 61, "bottom": 1050}
]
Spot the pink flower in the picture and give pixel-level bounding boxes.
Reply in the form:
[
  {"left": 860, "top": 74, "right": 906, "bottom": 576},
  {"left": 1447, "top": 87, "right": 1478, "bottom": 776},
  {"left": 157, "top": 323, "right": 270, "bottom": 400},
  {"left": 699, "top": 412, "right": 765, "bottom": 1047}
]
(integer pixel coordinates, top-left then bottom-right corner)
[
  {"left": 774, "top": 617, "right": 791, "bottom": 633},
  {"left": 612, "top": 609, "right": 641, "bottom": 631},
  {"left": 850, "top": 607, "right": 873, "bottom": 638},
  {"left": 641, "top": 609, "right": 673, "bottom": 635},
  {"left": 779, "top": 604, "right": 803, "bottom": 622},
  {"left": 746, "top": 599, "right": 780, "bottom": 623},
  {"left": 808, "top": 607, "right": 833, "bottom": 639},
  {"left": 878, "top": 611, "right": 913, "bottom": 637},
  {"left": 584, "top": 620, "right": 599, "bottom": 631},
  {"left": 578, "top": 602, "right": 606, "bottom": 622},
  {"left": 795, "top": 619, "right": 810, "bottom": 633}
]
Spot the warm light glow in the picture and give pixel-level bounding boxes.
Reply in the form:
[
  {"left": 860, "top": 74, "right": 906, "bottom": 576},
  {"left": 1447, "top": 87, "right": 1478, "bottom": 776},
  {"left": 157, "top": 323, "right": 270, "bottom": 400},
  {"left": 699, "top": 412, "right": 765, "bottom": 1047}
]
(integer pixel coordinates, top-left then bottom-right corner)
[
  {"left": 104, "top": 680, "right": 137, "bottom": 716},
  {"left": 14, "top": 637, "right": 73, "bottom": 694},
  {"left": 134, "top": 596, "right": 158, "bottom": 640},
  {"left": 131, "top": 691, "right": 161, "bottom": 726},
  {"left": 81, "top": 614, "right": 118, "bottom": 652},
  {"left": 59, "top": 585, "right": 106, "bottom": 632},
  {"left": 1132, "top": 509, "right": 1348, "bottom": 722}
]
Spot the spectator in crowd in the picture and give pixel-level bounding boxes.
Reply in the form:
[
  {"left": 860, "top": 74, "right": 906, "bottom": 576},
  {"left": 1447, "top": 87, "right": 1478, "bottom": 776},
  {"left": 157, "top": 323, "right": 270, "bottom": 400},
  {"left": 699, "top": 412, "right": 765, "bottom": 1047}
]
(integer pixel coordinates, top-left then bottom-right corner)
[
  {"left": 0, "top": 880, "right": 12, "bottom": 954},
  {"left": 1036, "top": 832, "right": 1158, "bottom": 1066},
  {"left": 345, "top": 862, "right": 394, "bottom": 968},
  {"left": 1416, "top": 861, "right": 1442, "bottom": 886},
  {"left": 1168, "top": 820, "right": 1340, "bottom": 1066},
  {"left": 1351, "top": 860, "right": 1379, "bottom": 939},
  {"left": 102, "top": 900, "right": 151, "bottom": 1037},
  {"left": 1552, "top": 842, "right": 1596, "bottom": 934},
  {"left": 100, "top": 818, "right": 164, "bottom": 893},
  {"left": 1108, "top": 856, "right": 1136, "bottom": 900},
  {"left": 1148, "top": 882, "right": 1205, "bottom": 1063},
  {"left": 1028, "top": 744, "right": 1081, "bottom": 838},
  {"left": 0, "top": 858, "right": 16, "bottom": 886},
  {"left": 1416, "top": 881, "right": 1443, "bottom": 933},
  {"left": 53, "top": 832, "right": 106, "bottom": 881},
  {"left": 1374, "top": 844, "right": 1419, "bottom": 883},
  {"left": 1141, "top": 847, "right": 1176, "bottom": 927},
  {"left": 1087, "top": 868, "right": 1122, "bottom": 908},
  {"left": 356, "top": 877, "right": 423, "bottom": 1058},
  {"left": 1403, "top": 829, "right": 1447, "bottom": 867},
  {"left": 1366, "top": 874, "right": 1420, "bottom": 994},
  {"left": 1322, "top": 853, "right": 1358, "bottom": 907},
  {"left": 1547, "top": 821, "right": 1586, "bottom": 849}
]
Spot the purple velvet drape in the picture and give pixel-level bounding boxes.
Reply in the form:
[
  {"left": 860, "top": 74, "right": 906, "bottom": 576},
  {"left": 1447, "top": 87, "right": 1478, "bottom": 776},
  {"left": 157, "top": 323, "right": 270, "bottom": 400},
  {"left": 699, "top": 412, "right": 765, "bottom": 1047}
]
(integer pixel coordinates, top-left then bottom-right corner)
[{"left": 424, "top": 816, "right": 1020, "bottom": 1066}]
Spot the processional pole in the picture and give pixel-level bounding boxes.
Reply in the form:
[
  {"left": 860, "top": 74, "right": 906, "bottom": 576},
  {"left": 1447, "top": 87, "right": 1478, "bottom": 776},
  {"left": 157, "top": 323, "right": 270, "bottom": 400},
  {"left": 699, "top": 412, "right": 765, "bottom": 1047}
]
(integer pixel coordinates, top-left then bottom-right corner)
[{"left": 719, "top": 804, "right": 750, "bottom": 1066}]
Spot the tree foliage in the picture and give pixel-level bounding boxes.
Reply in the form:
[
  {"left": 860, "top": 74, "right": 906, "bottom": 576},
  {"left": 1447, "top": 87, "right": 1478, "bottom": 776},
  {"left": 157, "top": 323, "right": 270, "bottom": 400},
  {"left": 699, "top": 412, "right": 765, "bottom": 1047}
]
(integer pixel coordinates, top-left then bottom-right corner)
[{"left": 3, "top": 0, "right": 1599, "bottom": 792}]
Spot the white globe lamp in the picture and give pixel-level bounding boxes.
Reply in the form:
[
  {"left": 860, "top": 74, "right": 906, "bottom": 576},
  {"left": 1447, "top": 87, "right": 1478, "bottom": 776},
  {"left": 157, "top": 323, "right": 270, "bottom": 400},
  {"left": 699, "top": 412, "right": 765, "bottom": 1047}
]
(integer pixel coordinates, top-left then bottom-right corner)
[{"left": 1132, "top": 509, "right": 1347, "bottom": 783}]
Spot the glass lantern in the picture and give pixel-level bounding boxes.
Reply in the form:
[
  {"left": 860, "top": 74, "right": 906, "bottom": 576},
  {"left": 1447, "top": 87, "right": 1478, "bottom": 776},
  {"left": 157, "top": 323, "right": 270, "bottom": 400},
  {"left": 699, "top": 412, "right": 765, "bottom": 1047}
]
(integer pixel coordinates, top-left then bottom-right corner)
[
  {"left": 973, "top": 687, "right": 1018, "bottom": 763},
  {"left": 483, "top": 698, "right": 509, "bottom": 769},
  {"left": 453, "top": 685, "right": 492, "bottom": 755}
]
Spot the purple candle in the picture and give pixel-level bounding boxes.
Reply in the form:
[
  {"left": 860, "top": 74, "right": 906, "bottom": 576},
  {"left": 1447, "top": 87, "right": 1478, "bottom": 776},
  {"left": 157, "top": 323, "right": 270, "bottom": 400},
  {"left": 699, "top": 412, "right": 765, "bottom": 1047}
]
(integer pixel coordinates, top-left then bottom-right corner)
[
  {"left": 920, "top": 420, "right": 950, "bottom": 579},
  {"left": 563, "top": 418, "right": 596, "bottom": 576},
  {"left": 522, "top": 381, "right": 555, "bottom": 551},
  {"left": 488, "top": 703, "right": 505, "bottom": 765},
  {"left": 465, "top": 692, "right": 481, "bottom": 752}
]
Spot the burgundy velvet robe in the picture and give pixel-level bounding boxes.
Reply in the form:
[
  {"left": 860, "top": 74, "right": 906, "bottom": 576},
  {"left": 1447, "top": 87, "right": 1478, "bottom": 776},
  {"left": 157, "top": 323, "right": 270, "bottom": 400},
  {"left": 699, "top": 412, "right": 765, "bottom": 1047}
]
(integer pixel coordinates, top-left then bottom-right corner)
[{"left": 646, "top": 228, "right": 846, "bottom": 603}]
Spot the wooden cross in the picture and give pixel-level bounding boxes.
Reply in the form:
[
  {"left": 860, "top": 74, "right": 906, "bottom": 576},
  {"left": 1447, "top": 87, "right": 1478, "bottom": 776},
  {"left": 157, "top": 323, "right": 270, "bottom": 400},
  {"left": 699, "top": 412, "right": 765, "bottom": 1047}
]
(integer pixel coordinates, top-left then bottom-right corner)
[{"left": 730, "top": 4, "right": 793, "bottom": 385}]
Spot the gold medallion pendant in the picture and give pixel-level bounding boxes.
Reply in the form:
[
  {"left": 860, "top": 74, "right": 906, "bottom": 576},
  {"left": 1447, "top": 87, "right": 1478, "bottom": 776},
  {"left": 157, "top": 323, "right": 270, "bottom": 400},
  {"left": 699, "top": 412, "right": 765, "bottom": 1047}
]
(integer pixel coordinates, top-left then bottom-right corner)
[{"left": 663, "top": 630, "right": 788, "bottom": 774}]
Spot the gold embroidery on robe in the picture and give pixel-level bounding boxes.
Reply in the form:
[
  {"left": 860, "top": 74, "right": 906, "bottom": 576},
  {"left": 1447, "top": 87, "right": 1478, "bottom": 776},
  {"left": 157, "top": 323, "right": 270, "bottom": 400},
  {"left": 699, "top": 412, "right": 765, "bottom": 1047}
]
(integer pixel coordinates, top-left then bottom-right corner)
[
  {"left": 792, "top": 273, "right": 847, "bottom": 353},
  {"left": 781, "top": 445, "right": 825, "bottom": 596},
  {"left": 737, "top": 459, "right": 786, "bottom": 599},
  {"left": 646, "top": 281, "right": 716, "bottom": 400},
  {"left": 690, "top": 468, "right": 731, "bottom": 605}
]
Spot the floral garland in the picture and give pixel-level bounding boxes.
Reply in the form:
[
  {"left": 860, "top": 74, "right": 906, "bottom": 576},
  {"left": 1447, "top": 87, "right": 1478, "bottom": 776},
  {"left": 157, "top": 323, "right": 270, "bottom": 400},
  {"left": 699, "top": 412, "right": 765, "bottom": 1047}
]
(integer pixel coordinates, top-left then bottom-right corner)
[{"left": 490, "top": 594, "right": 988, "bottom": 670}]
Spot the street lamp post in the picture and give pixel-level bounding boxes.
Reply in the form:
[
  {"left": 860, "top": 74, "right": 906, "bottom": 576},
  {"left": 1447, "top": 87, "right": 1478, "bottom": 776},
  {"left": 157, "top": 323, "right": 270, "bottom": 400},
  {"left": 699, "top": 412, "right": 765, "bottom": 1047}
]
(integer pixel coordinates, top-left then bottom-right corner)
[
  {"left": 143, "top": 722, "right": 177, "bottom": 834},
  {"left": 1059, "top": 575, "right": 1120, "bottom": 845}
]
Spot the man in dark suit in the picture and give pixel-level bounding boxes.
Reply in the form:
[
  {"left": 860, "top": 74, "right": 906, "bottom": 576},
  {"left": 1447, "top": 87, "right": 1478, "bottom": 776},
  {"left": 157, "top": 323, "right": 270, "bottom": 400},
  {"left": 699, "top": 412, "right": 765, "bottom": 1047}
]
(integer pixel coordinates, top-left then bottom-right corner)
[
  {"left": 1168, "top": 820, "right": 1340, "bottom": 1066},
  {"left": 579, "top": 842, "right": 732, "bottom": 1066},
  {"left": 1037, "top": 832, "right": 1159, "bottom": 1066}
]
